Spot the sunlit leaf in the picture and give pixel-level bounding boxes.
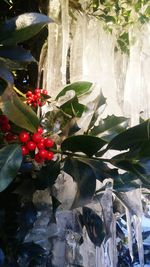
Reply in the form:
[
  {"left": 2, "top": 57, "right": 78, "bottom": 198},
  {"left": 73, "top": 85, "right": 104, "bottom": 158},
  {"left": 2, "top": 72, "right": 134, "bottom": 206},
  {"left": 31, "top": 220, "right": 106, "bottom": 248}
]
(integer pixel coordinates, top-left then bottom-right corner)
[
  {"left": 56, "top": 81, "right": 92, "bottom": 99},
  {"left": 90, "top": 115, "right": 129, "bottom": 141},
  {"left": 0, "top": 86, "right": 39, "bottom": 132},
  {"left": 87, "top": 91, "right": 106, "bottom": 131},
  {"left": 0, "top": 13, "right": 53, "bottom": 45},
  {"left": 107, "top": 120, "right": 150, "bottom": 151}
]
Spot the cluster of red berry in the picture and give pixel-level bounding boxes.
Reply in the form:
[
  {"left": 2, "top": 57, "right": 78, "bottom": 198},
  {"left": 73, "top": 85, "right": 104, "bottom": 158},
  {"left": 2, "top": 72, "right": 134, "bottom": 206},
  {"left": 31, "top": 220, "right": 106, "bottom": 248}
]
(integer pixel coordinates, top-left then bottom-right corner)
[
  {"left": 19, "top": 127, "right": 54, "bottom": 163},
  {"left": 0, "top": 115, "right": 18, "bottom": 142},
  {"left": 26, "top": 88, "right": 48, "bottom": 107}
]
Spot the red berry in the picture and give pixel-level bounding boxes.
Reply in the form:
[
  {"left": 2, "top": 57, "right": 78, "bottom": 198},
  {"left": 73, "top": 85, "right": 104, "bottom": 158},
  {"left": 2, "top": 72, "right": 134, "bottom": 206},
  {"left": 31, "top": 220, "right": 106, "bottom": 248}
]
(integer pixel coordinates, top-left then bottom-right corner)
[
  {"left": 33, "top": 102, "right": 37, "bottom": 107},
  {"left": 34, "top": 153, "right": 44, "bottom": 163},
  {"left": 35, "top": 92, "right": 41, "bottom": 99},
  {"left": 26, "top": 91, "right": 33, "bottom": 97},
  {"left": 37, "top": 127, "right": 43, "bottom": 134},
  {"left": 22, "top": 146, "right": 29, "bottom": 156},
  {"left": 33, "top": 94, "right": 38, "bottom": 101},
  {"left": 46, "top": 151, "right": 54, "bottom": 160},
  {"left": 41, "top": 89, "right": 48, "bottom": 95},
  {"left": 32, "top": 132, "right": 42, "bottom": 143},
  {"left": 0, "top": 115, "right": 9, "bottom": 124},
  {"left": 44, "top": 138, "right": 54, "bottom": 148},
  {"left": 38, "top": 149, "right": 48, "bottom": 159},
  {"left": 34, "top": 88, "right": 41, "bottom": 94},
  {"left": 37, "top": 100, "right": 42, "bottom": 106},
  {"left": 27, "top": 99, "right": 32, "bottom": 105},
  {"left": 37, "top": 141, "right": 45, "bottom": 150},
  {"left": 19, "top": 131, "right": 30, "bottom": 143},
  {"left": 1, "top": 123, "right": 11, "bottom": 132},
  {"left": 27, "top": 141, "right": 36, "bottom": 151}
]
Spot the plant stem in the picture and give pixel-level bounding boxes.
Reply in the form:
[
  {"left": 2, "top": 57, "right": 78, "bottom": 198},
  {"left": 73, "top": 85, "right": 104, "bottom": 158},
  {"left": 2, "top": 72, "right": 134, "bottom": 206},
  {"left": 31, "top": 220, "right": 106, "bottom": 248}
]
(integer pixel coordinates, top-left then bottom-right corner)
[{"left": 50, "top": 148, "right": 111, "bottom": 162}]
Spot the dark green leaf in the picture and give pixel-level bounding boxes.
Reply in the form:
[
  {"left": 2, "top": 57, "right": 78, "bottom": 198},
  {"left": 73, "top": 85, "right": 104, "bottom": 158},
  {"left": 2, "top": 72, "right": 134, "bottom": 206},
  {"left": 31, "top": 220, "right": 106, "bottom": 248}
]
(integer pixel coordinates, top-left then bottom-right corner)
[
  {"left": 87, "top": 91, "right": 106, "bottom": 131},
  {"left": 0, "top": 144, "right": 22, "bottom": 192},
  {"left": 76, "top": 157, "right": 118, "bottom": 181},
  {"left": 56, "top": 81, "right": 92, "bottom": 99},
  {"left": 64, "top": 157, "right": 96, "bottom": 207},
  {"left": 61, "top": 135, "right": 106, "bottom": 157},
  {"left": 82, "top": 207, "right": 105, "bottom": 246},
  {"left": 0, "top": 64, "right": 14, "bottom": 85},
  {"left": 112, "top": 158, "right": 150, "bottom": 188},
  {"left": 90, "top": 115, "right": 129, "bottom": 141},
  {"left": 107, "top": 120, "right": 150, "bottom": 151},
  {"left": 0, "top": 87, "right": 39, "bottom": 132},
  {"left": 113, "top": 172, "right": 142, "bottom": 192},
  {"left": 35, "top": 161, "right": 60, "bottom": 190},
  {"left": 0, "top": 78, "right": 7, "bottom": 96},
  {"left": 0, "top": 13, "right": 53, "bottom": 45},
  {"left": 0, "top": 46, "right": 36, "bottom": 69}
]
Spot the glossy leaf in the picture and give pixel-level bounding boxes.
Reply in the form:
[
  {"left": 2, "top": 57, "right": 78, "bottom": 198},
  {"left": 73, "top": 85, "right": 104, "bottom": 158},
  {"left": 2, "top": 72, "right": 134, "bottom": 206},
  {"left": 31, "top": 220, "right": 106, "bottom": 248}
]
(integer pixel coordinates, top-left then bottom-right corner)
[
  {"left": 0, "top": 144, "right": 22, "bottom": 192},
  {"left": 107, "top": 120, "right": 150, "bottom": 151},
  {"left": 0, "top": 78, "right": 7, "bottom": 96},
  {"left": 82, "top": 207, "right": 105, "bottom": 246},
  {"left": 90, "top": 115, "right": 129, "bottom": 141},
  {"left": 61, "top": 135, "right": 106, "bottom": 157},
  {"left": 0, "top": 87, "right": 39, "bottom": 132},
  {"left": 112, "top": 158, "right": 150, "bottom": 188},
  {"left": 87, "top": 91, "right": 106, "bottom": 131},
  {"left": 113, "top": 172, "right": 142, "bottom": 192},
  {"left": 0, "top": 63, "right": 14, "bottom": 83},
  {"left": 35, "top": 161, "right": 60, "bottom": 190},
  {"left": 64, "top": 157, "right": 96, "bottom": 207},
  {"left": 0, "top": 13, "right": 53, "bottom": 45},
  {"left": 76, "top": 157, "right": 118, "bottom": 181},
  {"left": 0, "top": 45, "right": 35, "bottom": 69},
  {"left": 60, "top": 95, "right": 86, "bottom": 118},
  {"left": 56, "top": 81, "right": 92, "bottom": 99}
]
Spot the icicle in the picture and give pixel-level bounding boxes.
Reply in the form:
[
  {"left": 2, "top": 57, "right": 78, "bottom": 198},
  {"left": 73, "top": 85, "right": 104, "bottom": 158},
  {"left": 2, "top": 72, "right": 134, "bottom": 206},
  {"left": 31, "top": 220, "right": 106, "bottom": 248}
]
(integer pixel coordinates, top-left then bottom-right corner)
[
  {"left": 124, "top": 23, "right": 150, "bottom": 126},
  {"left": 99, "top": 179, "right": 117, "bottom": 267},
  {"left": 133, "top": 215, "right": 144, "bottom": 267},
  {"left": 46, "top": 0, "right": 62, "bottom": 97},
  {"left": 117, "top": 189, "right": 144, "bottom": 266},
  {"left": 60, "top": 0, "right": 70, "bottom": 85},
  {"left": 125, "top": 208, "right": 134, "bottom": 261}
]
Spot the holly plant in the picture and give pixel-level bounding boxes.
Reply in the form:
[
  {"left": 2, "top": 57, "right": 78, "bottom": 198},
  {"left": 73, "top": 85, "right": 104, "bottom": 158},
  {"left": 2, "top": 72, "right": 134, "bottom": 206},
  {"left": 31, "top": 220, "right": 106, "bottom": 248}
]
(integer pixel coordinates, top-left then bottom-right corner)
[{"left": 0, "top": 10, "right": 150, "bottom": 267}]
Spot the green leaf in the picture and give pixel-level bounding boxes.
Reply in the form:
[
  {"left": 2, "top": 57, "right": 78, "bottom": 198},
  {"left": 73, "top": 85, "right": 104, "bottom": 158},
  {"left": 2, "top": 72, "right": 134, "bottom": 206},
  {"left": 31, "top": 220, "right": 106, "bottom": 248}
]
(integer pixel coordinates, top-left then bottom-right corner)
[
  {"left": 61, "top": 135, "right": 106, "bottom": 157},
  {"left": 75, "top": 157, "right": 118, "bottom": 181},
  {"left": 87, "top": 91, "right": 106, "bottom": 131},
  {"left": 90, "top": 115, "right": 129, "bottom": 141},
  {"left": 0, "top": 13, "right": 53, "bottom": 45},
  {"left": 0, "top": 45, "right": 36, "bottom": 69},
  {"left": 64, "top": 157, "right": 96, "bottom": 207},
  {"left": 0, "top": 87, "right": 39, "bottom": 132},
  {"left": 82, "top": 207, "right": 105, "bottom": 246},
  {"left": 0, "top": 144, "right": 22, "bottom": 192},
  {"left": 0, "top": 78, "right": 8, "bottom": 96},
  {"left": 113, "top": 172, "right": 141, "bottom": 192},
  {"left": 60, "top": 96, "right": 86, "bottom": 118},
  {"left": 107, "top": 120, "right": 150, "bottom": 151},
  {"left": 56, "top": 81, "right": 93, "bottom": 99},
  {"left": 35, "top": 161, "right": 60, "bottom": 190},
  {"left": 0, "top": 64, "right": 14, "bottom": 85}
]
